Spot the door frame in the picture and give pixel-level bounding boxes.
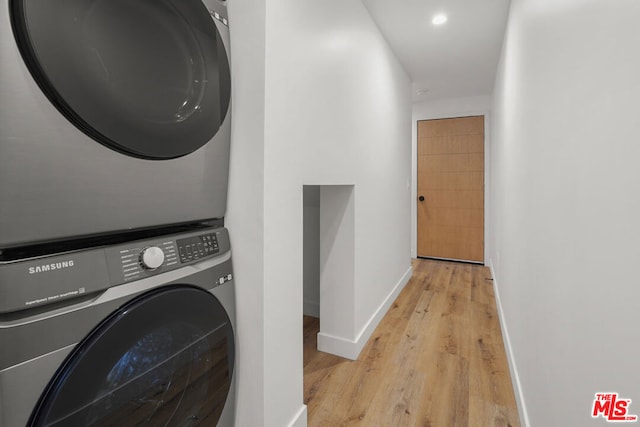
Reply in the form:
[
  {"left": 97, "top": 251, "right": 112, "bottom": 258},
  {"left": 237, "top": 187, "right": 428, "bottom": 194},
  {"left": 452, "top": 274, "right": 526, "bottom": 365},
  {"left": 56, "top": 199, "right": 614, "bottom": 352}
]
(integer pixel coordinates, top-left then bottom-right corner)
[{"left": 411, "top": 108, "right": 491, "bottom": 264}]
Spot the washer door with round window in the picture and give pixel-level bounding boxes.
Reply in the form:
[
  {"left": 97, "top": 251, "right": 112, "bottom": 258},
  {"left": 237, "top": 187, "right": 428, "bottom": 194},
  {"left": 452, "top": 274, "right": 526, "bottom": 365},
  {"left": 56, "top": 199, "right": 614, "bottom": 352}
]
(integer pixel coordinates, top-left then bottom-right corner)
[{"left": 28, "top": 286, "right": 235, "bottom": 427}]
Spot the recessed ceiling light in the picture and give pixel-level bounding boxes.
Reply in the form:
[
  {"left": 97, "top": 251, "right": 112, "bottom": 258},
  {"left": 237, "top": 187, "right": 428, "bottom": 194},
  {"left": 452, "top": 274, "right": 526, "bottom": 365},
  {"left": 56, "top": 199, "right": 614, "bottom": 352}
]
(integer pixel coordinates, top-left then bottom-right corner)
[{"left": 432, "top": 13, "right": 447, "bottom": 25}]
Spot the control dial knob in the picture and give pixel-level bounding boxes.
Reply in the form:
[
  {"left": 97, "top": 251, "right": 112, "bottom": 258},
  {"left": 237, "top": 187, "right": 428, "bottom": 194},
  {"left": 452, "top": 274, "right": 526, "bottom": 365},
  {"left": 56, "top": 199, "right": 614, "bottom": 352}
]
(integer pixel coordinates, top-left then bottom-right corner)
[{"left": 140, "top": 246, "right": 165, "bottom": 270}]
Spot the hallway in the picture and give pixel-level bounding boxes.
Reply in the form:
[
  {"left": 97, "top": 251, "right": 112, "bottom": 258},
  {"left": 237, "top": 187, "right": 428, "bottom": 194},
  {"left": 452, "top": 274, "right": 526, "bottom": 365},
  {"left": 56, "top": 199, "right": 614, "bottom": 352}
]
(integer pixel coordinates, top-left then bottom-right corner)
[{"left": 304, "top": 258, "right": 519, "bottom": 426}]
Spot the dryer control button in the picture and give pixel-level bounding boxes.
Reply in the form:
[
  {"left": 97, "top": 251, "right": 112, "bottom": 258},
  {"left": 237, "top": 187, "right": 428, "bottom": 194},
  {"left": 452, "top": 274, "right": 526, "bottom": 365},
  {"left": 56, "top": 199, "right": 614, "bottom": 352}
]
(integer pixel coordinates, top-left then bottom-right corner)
[{"left": 140, "top": 246, "right": 165, "bottom": 270}]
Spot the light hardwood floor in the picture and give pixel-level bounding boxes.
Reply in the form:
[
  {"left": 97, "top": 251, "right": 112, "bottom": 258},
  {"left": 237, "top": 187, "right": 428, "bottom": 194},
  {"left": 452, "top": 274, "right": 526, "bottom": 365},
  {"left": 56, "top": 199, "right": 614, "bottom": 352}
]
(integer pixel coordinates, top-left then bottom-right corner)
[{"left": 303, "top": 258, "right": 520, "bottom": 427}]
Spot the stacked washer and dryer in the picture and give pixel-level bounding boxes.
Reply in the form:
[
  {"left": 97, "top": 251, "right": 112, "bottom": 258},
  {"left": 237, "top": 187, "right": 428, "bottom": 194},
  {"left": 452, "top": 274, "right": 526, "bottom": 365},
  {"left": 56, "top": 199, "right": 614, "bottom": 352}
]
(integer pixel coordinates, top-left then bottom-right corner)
[{"left": 0, "top": 0, "right": 236, "bottom": 425}]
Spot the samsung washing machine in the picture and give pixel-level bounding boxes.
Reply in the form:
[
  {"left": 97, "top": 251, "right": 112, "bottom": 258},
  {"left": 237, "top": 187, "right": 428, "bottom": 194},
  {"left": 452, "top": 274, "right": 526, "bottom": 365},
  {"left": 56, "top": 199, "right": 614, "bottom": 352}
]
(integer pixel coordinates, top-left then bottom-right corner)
[
  {"left": 0, "top": 226, "right": 236, "bottom": 426},
  {"left": 0, "top": 0, "right": 232, "bottom": 249}
]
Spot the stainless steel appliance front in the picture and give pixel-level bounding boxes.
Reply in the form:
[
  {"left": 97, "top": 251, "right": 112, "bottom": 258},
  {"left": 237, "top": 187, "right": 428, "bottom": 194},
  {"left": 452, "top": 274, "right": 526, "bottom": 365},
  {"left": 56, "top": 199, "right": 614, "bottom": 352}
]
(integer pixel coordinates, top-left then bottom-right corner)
[{"left": 0, "top": 0, "right": 232, "bottom": 248}]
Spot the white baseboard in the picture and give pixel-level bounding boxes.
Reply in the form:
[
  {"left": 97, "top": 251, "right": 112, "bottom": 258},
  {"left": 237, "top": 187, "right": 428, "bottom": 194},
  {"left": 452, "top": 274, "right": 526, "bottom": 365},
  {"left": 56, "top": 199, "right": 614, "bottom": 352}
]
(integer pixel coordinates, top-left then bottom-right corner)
[
  {"left": 287, "top": 404, "right": 307, "bottom": 427},
  {"left": 488, "top": 259, "right": 530, "bottom": 427},
  {"left": 303, "top": 299, "right": 320, "bottom": 318},
  {"left": 317, "top": 331, "right": 359, "bottom": 360},
  {"left": 317, "top": 265, "right": 413, "bottom": 360}
]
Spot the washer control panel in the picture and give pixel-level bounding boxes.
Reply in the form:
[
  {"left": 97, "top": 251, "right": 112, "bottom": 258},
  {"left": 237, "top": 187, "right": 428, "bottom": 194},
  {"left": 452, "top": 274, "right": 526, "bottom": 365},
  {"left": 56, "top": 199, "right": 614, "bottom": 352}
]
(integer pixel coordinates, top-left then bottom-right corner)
[
  {"left": 105, "top": 227, "right": 230, "bottom": 285},
  {"left": 177, "top": 233, "right": 219, "bottom": 263},
  {"left": 0, "top": 227, "right": 232, "bottom": 314},
  {"left": 117, "top": 240, "right": 178, "bottom": 282}
]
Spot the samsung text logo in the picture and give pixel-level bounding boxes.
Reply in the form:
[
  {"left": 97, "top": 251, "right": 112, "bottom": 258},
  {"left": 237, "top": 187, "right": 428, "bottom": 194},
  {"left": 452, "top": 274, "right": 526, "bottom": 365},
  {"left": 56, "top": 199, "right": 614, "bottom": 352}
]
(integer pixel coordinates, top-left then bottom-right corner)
[{"left": 28, "top": 260, "right": 75, "bottom": 275}]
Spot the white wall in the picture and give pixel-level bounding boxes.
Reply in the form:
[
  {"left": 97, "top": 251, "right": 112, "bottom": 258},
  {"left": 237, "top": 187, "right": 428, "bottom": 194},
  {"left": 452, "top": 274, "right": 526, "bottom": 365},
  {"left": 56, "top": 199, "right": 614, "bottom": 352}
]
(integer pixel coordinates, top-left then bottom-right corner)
[
  {"left": 228, "top": 0, "right": 412, "bottom": 425},
  {"left": 490, "top": 1, "right": 640, "bottom": 426},
  {"left": 226, "top": 0, "right": 266, "bottom": 426},
  {"left": 317, "top": 185, "right": 356, "bottom": 356},
  {"left": 411, "top": 96, "right": 492, "bottom": 259},
  {"left": 262, "top": 1, "right": 412, "bottom": 423}
]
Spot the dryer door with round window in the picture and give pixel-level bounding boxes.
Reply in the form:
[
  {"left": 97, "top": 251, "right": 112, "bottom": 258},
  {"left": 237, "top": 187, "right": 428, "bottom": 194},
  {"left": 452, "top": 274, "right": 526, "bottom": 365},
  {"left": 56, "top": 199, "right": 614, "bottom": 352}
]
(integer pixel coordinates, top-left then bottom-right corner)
[{"left": 11, "top": 0, "right": 231, "bottom": 159}]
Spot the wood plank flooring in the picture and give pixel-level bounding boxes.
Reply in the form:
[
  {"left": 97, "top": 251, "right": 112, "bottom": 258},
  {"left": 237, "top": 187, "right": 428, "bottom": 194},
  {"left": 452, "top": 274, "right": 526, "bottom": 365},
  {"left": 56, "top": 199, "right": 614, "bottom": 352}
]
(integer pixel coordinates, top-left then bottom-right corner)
[{"left": 303, "top": 258, "right": 520, "bottom": 427}]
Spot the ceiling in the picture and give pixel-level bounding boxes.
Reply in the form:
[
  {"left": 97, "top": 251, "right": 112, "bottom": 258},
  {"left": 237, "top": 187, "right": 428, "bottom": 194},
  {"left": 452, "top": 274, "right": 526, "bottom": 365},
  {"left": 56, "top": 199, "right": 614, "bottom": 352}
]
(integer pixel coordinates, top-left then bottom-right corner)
[{"left": 361, "top": 0, "right": 511, "bottom": 102}]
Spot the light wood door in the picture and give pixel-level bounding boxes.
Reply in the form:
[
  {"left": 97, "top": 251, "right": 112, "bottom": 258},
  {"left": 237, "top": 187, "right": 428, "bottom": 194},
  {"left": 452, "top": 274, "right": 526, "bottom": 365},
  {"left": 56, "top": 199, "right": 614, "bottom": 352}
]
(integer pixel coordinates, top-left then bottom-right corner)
[{"left": 417, "top": 116, "right": 484, "bottom": 262}]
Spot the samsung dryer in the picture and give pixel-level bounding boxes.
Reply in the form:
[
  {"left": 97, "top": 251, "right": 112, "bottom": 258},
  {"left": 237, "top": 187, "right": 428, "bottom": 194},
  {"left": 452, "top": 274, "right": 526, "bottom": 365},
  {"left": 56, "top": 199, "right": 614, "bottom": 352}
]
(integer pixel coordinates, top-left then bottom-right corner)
[
  {"left": 0, "top": 0, "right": 232, "bottom": 248},
  {"left": 0, "top": 226, "right": 236, "bottom": 426}
]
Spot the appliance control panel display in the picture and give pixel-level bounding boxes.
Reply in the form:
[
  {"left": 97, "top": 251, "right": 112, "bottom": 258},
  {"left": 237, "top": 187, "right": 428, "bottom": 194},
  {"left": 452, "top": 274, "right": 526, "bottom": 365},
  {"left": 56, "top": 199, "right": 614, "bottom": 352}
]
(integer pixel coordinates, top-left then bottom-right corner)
[
  {"left": 104, "top": 227, "right": 230, "bottom": 287},
  {"left": 117, "top": 240, "right": 178, "bottom": 282},
  {"left": 177, "top": 233, "right": 219, "bottom": 263}
]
